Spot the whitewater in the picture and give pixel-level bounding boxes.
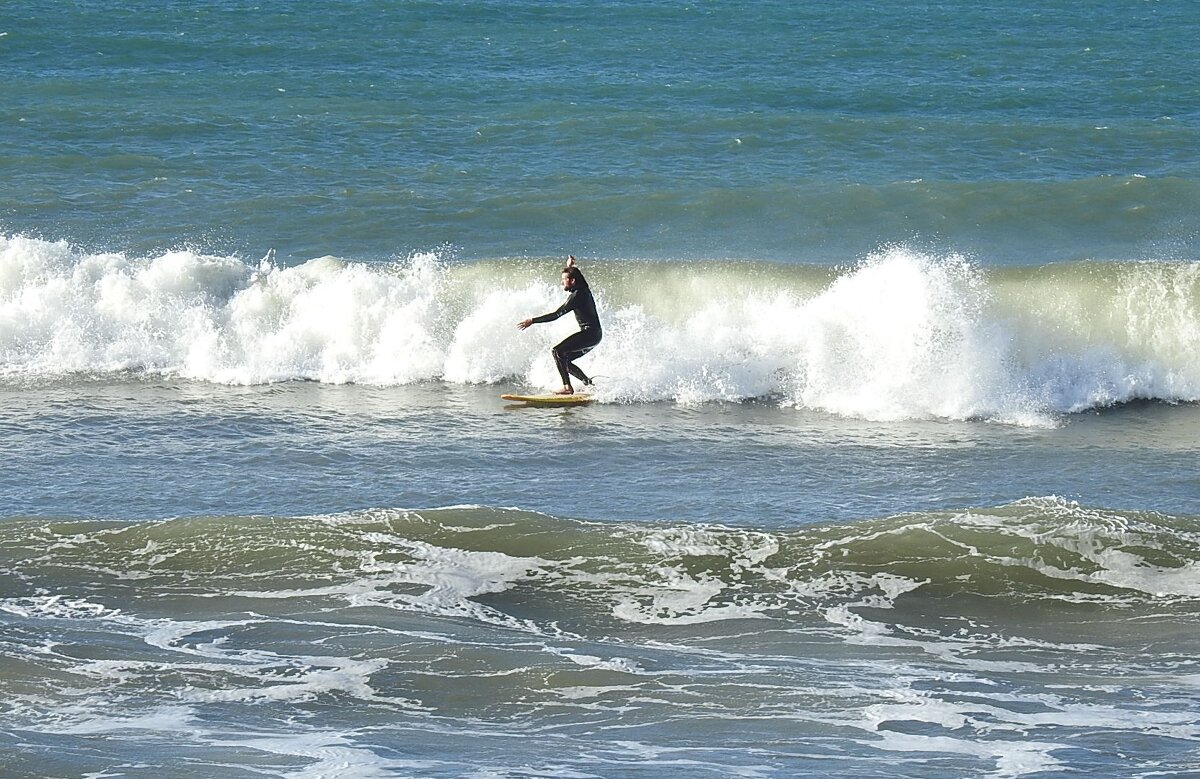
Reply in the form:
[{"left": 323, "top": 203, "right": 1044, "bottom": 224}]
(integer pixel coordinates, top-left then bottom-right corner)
[{"left": 3, "top": 235, "right": 1197, "bottom": 426}]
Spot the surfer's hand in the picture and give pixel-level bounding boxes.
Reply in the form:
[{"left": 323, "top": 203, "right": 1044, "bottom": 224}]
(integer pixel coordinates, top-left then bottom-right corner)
[
  {"left": 566, "top": 255, "right": 576, "bottom": 268},
  {"left": 517, "top": 319, "right": 533, "bottom": 330}
]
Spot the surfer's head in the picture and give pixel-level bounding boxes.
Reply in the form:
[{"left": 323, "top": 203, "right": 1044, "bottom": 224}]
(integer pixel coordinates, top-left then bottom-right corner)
[{"left": 561, "top": 266, "right": 587, "bottom": 290}]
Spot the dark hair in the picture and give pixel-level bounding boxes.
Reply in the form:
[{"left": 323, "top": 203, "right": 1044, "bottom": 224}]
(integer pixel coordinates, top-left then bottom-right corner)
[{"left": 562, "top": 266, "right": 589, "bottom": 288}]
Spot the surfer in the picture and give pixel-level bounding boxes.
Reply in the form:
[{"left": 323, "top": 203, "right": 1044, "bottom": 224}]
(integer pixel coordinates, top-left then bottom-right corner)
[{"left": 517, "top": 256, "right": 602, "bottom": 395}]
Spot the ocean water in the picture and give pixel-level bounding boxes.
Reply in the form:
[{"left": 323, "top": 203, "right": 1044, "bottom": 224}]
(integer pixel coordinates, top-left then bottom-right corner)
[{"left": 2, "top": 2, "right": 1199, "bottom": 778}]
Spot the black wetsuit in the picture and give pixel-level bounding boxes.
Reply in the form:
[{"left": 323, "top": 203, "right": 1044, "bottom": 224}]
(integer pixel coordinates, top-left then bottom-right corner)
[{"left": 531, "top": 285, "right": 602, "bottom": 389}]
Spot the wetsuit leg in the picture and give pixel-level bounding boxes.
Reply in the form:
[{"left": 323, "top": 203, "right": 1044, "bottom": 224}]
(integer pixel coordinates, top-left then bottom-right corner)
[
  {"left": 567, "top": 362, "right": 592, "bottom": 386},
  {"left": 552, "top": 329, "right": 601, "bottom": 389}
]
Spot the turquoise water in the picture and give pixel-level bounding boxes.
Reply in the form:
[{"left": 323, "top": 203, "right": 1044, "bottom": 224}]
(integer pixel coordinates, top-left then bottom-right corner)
[
  {"left": 4, "top": 1, "right": 1200, "bottom": 262},
  {"left": 2, "top": 2, "right": 1200, "bottom": 778}
]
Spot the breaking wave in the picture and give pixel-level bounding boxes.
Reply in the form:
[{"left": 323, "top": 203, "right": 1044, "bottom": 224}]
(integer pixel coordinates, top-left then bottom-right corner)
[{"left": 2, "top": 234, "right": 1198, "bottom": 424}]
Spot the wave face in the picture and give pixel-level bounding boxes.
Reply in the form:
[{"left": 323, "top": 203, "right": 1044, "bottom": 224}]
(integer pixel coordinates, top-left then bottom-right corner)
[
  {"left": 2, "top": 234, "right": 1198, "bottom": 423},
  {"left": 2, "top": 500, "right": 1197, "bottom": 633},
  {"left": 2, "top": 502, "right": 1198, "bottom": 778}
]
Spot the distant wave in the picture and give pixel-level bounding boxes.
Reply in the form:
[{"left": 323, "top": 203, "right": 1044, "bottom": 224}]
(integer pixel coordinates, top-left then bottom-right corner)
[{"left": 2, "top": 234, "right": 1198, "bottom": 424}]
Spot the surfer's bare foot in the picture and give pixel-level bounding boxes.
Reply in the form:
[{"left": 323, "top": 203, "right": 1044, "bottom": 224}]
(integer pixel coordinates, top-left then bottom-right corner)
[{"left": 552, "top": 386, "right": 574, "bottom": 395}]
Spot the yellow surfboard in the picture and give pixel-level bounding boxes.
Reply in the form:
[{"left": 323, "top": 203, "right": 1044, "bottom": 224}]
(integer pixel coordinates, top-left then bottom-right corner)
[{"left": 500, "top": 393, "right": 594, "bottom": 406}]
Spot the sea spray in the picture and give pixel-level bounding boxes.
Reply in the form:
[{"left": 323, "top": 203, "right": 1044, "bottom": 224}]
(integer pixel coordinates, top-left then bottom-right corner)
[{"left": 788, "top": 249, "right": 1022, "bottom": 422}]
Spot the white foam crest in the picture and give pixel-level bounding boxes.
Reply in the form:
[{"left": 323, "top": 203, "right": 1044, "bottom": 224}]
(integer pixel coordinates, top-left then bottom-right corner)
[
  {"left": 788, "top": 249, "right": 1031, "bottom": 422},
  {"left": 596, "top": 294, "right": 791, "bottom": 405},
  {"left": 596, "top": 249, "right": 1200, "bottom": 422},
  {"left": 4, "top": 235, "right": 1198, "bottom": 423},
  {"left": 562, "top": 248, "right": 1037, "bottom": 420},
  {"left": 611, "top": 575, "right": 769, "bottom": 626},
  {"left": 0, "top": 237, "right": 449, "bottom": 383},
  {"left": 215, "top": 253, "right": 446, "bottom": 385},
  {"left": 442, "top": 281, "right": 569, "bottom": 384},
  {"left": 606, "top": 526, "right": 790, "bottom": 626},
  {"left": 361, "top": 535, "right": 548, "bottom": 617},
  {"left": 221, "top": 532, "right": 556, "bottom": 632},
  {"left": 637, "top": 526, "right": 781, "bottom": 569},
  {"left": 1010, "top": 260, "right": 1200, "bottom": 413},
  {"left": 946, "top": 499, "right": 1200, "bottom": 599}
]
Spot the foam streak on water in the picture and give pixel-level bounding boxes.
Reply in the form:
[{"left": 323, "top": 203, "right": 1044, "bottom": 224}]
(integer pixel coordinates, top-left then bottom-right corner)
[{"left": 3, "top": 235, "right": 1198, "bottom": 425}]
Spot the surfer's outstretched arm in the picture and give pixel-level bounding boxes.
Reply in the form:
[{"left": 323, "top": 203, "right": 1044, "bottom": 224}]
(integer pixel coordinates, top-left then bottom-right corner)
[
  {"left": 517, "top": 292, "right": 577, "bottom": 329},
  {"left": 517, "top": 256, "right": 583, "bottom": 330}
]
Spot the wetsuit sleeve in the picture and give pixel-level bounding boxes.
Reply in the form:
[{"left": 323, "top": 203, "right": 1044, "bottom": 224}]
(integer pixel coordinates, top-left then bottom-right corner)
[{"left": 530, "top": 292, "right": 577, "bottom": 324}]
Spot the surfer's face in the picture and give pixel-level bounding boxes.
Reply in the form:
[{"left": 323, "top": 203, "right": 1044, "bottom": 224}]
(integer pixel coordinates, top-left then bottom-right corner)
[{"left": 561, "top": 272, "right": 575, "bottom": 290}]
